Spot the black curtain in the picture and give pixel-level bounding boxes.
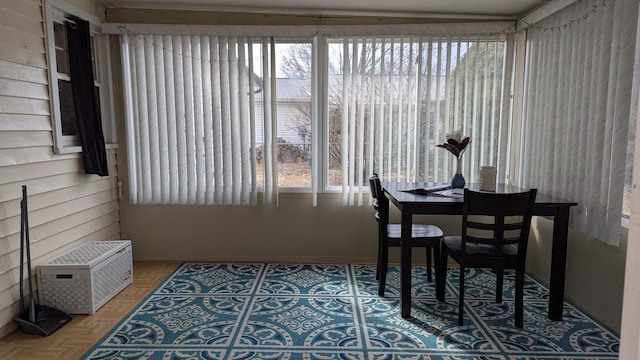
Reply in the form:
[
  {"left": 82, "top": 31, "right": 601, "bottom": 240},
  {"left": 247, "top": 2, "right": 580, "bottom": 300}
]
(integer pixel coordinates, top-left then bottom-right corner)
[{"left": 66, "top": 18, "right": 109, "bottom": 176}]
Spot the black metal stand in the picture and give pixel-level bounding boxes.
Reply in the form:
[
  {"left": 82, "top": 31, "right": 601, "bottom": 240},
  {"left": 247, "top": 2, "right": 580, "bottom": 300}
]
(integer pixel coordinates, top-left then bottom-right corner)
[{"left": 14, "top": 185, "right": 71, "bottom": 336}]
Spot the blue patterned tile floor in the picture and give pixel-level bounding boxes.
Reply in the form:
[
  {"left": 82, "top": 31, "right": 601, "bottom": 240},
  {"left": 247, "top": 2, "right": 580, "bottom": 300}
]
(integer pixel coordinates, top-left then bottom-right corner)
[{"left": 82, "top": 263, "right": 619, "bottom": 359}]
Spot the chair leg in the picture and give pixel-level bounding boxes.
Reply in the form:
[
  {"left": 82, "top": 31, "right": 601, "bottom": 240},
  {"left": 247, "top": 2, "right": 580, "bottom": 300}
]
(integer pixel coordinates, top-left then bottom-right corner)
[
  {"left": 376, "top": 233, "right": 382, "bottom": 281},
  {"left": 458, "top": 266, "right": 465, "bottom": 326},
  {"left": 496, "top": 268, "right": 504, "bottom": 304},
  {"left": 426, "top": 247, "right": 432, "bottom": 282},
  {"left": 515, "top": 269, "right": 525, "bottom": 328},
  {"left": 433, "top": 242, "right": 441, "bottom": 288},
  {"left": 437, "top": 246, "right": 447, "bottom": 301},
  {"left": 378, "top": 242, "right": 389, "bottom": 296}
]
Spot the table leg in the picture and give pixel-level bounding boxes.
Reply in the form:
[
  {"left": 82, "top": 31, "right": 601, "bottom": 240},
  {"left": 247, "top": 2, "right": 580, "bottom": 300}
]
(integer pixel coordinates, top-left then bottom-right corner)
[
  {"left": 548, "top": 207, "right": 570, "bottom": 321},
  {"left": 401, "top": 210, "right": 412, "bottom": 318},
  {"left": 435, "top": 242, "right": 445, "bottom": 301}
]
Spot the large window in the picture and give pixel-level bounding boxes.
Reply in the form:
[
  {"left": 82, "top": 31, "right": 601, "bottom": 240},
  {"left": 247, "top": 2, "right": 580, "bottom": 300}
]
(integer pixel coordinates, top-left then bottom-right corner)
[
  {"left": 122, "top": 35, "right": 280, "bottom": 205},
  {"left": 121, "top": 33, "right": 511, "bottom": 205},
  {"left": 44, "top": 0, "right": 114, "bottom": 154},
  {"left": 518, "top": 0, "right": 637, "bottom": 245},
  {"left": 329, "top": 36, "right": 511, "bottom": 204}
]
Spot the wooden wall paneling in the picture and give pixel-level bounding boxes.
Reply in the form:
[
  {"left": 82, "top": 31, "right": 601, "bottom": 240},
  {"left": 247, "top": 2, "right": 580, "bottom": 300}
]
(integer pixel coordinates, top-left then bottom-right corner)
[
  {"left": 30, "top": 190, "right": 119, "bottom": 227},
  {"left": 4, "top": 178, "right": 118, "bottom": 217},
  {"left": 0, "top": 173, "right": 117, "bottom": 206},
  {"left": 0, "top": 131, "right": 53, "bottom": 149},
  {"left": 0, "top": 114, "right": 52, "bottom": 132},
  {"left": 0, "top": 60, "right": 48, "bottom": 85},
  {"left": 0, "top": 188, "right": 119, "bottom": 240},
  {"left": 0, "top": 199, "right": 120, "bottom": 261},
  {"left": 0, "top": 148, "right": 78, "bottom": 169},
  {"left": 0, "top": 0, "right": 45, "bottom": 44},
  {"left": 0, "top": 43, "right": 47, "bottom": 69},
  {"left": 0, "top": 79, "right": 49, "bottom": 100},
  {"left": 0, "top": 96, "right": 49, "bottom": 115},
  {"left": 0, "top": 283, "right": 21, "bottom": 317},
  {"left": 0, "top": 158, "right": 84, "bottom": 186},
  {"left": 0, "top": 6, "right": 43, "bottom": 37},
  {"left": 0, "top": 0, "right": 42, "bottom": 21},
  {"left": 0, "top": 26, "right": 45, "bottom": 57}
]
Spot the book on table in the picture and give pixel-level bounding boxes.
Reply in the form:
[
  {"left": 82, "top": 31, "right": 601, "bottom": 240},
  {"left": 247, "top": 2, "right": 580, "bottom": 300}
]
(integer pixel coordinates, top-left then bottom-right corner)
[{"left": 400, "top": 186, "right": 464, "bottom": 198}]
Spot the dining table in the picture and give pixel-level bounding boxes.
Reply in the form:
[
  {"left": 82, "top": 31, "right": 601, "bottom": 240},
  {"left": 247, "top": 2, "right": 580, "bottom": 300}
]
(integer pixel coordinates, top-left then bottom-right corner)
[{"left": 382, "top": 181, "right": 578, "bottom": 321}]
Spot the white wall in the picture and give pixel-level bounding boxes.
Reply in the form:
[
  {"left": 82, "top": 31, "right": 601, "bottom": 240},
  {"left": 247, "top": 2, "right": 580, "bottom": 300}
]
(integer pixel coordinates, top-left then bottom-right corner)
[
  {"left": 526, "top": 217, "right": 626, "bottom": 332},
  {"left": 0, "top": 0, "right": 121, "bottom": 338},
  {"left": 120, "top": 193, "right": 625, "bottom": 332}
]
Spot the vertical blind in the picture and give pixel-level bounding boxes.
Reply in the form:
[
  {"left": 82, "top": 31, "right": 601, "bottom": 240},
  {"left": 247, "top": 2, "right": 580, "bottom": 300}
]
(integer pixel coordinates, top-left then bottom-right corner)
[
  {"left": 519, "top": 0, "right": 638, "bottom": 245},
  {"left": 334, "top": 36, "right": 512, "bottom": 205},
  {"left": 121, "top": 35, "right": 278, "bottom": 205}
]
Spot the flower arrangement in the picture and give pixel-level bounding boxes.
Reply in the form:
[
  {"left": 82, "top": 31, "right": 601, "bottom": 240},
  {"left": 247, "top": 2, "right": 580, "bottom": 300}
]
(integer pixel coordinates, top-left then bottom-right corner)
[{"left": 436, "top": 130, "right": 470, "bottom": 158}]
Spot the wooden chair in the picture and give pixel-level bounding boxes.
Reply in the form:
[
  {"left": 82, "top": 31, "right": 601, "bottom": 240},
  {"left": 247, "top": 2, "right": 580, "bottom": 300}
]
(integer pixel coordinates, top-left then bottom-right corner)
[
  {"left": 438, "top": 188, "right": 537, "bottom": 328},
  {"left": 368, "top": 173, "right": 443, "bottom": 296}
]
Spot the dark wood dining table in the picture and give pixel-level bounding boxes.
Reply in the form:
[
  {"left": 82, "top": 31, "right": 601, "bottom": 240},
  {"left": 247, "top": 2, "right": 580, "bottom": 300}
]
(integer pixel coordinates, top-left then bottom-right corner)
[{"left": 382, "top": 181, "right": 578, "bottom": 321}]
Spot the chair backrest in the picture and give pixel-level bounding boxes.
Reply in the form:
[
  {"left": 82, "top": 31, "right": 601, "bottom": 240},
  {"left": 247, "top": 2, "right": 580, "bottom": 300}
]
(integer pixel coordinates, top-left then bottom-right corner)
[
  {"left": 368, "top": 173, "right": 389, "bottom": 224},
  {"left": 460, "top": 188, "right": 537, "bottom": 259},
  {"left": 368, "top": 173, "right": 379, "bottom": 200}
]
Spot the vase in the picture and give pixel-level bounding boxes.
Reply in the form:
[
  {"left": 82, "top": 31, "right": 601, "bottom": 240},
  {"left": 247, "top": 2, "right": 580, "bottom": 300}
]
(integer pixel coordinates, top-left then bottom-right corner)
[{"left": 451, "top": 157, "right": 465, "bottom": 188}]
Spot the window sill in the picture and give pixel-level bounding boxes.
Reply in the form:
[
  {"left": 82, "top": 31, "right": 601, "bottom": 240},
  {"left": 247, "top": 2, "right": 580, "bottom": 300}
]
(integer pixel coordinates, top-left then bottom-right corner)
[
  {"left": 54, "top": 143, "right": 118, "bottom": 155},
  {"left": 55, "top": 145, "right": 83, "bottom": 154}
]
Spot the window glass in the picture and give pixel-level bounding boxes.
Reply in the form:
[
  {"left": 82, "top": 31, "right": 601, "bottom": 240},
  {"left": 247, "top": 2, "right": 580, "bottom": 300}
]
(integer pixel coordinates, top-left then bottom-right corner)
[
  {"left": 54, "top": 22, "right": 69, "bottom": 75},
  {"left": 52, "top": 20, "right": 101, "bottom": 139},
  {"left": 254, "top": 42, "right": 313, "bottom": 189},
  {"left": 328, "top": 37, "right": 509, "bottom": 194},
  {"left": 276, "top": 42, "right": 312, "bottom": 188},
  {"left": 57, "top": 79, "right": 77, "bottom": 135}
]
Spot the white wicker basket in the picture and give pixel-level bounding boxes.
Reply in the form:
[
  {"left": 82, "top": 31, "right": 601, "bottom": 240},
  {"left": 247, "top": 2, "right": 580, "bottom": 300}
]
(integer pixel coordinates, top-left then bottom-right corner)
[{"left": 37, "top": 240, "right": 133, "bottom": 314}]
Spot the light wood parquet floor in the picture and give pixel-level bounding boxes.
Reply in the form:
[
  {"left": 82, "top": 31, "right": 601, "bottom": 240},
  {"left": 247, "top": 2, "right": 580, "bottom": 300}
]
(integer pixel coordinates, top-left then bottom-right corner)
[{"left": 0, "top": 261, "right": 182, "bottom": 360}]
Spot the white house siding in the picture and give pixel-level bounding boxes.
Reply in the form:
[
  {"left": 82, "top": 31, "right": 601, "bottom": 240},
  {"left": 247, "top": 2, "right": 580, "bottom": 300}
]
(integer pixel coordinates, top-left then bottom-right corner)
[
  {"left": 254, "top": 78, "right": 312, "bottom": 151},
  {"left": 254, "top": 101, "right": 311, "bottom": 149},
  {"left": 0, "top": 0, "right": 120, "bottom": 338}
]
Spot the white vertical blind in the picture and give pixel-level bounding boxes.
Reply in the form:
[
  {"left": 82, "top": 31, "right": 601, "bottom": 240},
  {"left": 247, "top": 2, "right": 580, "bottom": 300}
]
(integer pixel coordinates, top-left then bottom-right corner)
[
  {"left": 519, "top": 0, "right": 638, "bottom": 245},
  {"left": 334, "top": 36, "right": 510, "bottom": 204},
  {"left": 121, "top": 34, "right": 278, "bottom": 205}
]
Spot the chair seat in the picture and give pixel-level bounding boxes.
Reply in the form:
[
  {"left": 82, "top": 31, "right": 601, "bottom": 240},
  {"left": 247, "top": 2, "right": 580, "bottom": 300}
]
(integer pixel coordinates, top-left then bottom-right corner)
[
  {"left": 388, "top": 224, "right": 443, "bottom": 239},
  {"left": 443, "top": 235, "right": 518, "bottom": 256}
]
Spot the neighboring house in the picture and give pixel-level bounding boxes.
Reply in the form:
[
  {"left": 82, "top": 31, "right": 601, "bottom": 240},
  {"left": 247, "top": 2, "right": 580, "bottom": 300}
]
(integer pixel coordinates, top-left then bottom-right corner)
[{"left": 255, "top": 78, "right": 312, "bottom": 154}]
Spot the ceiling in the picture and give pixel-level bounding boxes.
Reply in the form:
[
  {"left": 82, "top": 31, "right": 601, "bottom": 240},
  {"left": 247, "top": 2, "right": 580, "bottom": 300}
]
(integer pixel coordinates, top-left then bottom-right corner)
[{"left": 100, "top": 0, "right": 551, "bottom": 19}]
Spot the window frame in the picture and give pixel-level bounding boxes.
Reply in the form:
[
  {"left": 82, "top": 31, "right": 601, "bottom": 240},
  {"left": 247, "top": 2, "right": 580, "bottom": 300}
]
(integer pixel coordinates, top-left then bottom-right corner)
[
  {"left": 44, "top": 0, "right": 116, "bottom": 154},
  {"left": 270, "top": 40, "right": 315, "bottom": 192}
]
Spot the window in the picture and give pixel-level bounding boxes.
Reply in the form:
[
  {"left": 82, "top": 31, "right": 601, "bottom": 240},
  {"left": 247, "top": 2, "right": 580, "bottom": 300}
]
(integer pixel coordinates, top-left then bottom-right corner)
[
  {"left": 518, "top": 0, "right": 636, "bottom": 245},
  {"left": 120, "top": 33, "right": 511, "bottom": 205},
  {"left": 330, "top": 36, "right": 511, "bottom": 204},
  {"left": 121, "top": 35, "right": 281, "bottom": 205},
  {"left": 259, "top": 42, "right": 313, "bottom": 189},
  {"left": 45, "top": 0, "right": 114, "bottom": 154}
]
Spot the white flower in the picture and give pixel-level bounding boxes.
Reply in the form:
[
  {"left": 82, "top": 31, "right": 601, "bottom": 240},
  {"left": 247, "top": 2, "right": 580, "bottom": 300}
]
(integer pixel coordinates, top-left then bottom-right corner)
[{"left": 445, "top": 130, "right": 462, "bottom": 144}]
